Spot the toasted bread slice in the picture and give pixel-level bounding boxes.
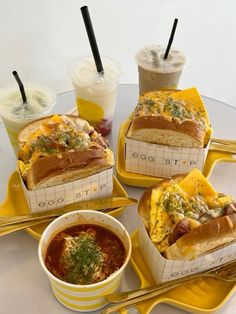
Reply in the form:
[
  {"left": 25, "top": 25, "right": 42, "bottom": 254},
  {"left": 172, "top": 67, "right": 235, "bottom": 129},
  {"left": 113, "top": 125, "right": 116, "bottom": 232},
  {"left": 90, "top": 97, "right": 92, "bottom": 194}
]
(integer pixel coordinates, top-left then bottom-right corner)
[{"left": 127, "top": 118, "right": 204, "bottom": 147}]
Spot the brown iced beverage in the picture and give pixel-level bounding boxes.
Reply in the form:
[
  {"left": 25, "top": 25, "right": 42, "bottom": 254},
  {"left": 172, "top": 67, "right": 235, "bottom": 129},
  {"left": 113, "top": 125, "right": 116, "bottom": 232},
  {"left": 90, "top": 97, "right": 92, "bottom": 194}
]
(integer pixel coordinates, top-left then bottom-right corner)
[{"left": 136, "top": 45, "right": 187, "bottom": 95}]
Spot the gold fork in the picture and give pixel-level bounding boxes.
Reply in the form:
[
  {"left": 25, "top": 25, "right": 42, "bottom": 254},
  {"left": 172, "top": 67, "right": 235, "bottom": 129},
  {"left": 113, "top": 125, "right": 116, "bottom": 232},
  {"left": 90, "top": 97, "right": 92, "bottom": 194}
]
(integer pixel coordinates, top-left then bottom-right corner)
[{"left": 101, "top": 259, "right": 236, "bottom": 314}]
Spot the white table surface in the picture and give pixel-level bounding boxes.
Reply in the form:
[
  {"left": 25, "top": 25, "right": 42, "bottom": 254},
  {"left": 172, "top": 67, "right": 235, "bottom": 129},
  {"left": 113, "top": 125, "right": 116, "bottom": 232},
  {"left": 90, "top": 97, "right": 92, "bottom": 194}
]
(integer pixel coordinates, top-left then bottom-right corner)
[{"left": 1, "top": 84, "right": 236, "bottom": 314}]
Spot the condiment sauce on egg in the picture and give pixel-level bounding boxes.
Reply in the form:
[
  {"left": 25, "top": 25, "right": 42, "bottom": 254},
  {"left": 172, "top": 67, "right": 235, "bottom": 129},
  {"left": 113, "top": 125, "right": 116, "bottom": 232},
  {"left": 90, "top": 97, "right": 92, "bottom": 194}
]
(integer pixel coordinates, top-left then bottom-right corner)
[{"left": 45, "top": 224, "right": 126, "bottom": 285}]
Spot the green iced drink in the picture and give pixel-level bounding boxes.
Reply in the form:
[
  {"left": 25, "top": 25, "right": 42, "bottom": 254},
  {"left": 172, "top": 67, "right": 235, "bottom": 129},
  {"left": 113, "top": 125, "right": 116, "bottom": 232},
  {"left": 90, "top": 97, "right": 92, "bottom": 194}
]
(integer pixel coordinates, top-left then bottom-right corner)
[{"left": 0, "top": 83, "right": 56, "bottom": 154}]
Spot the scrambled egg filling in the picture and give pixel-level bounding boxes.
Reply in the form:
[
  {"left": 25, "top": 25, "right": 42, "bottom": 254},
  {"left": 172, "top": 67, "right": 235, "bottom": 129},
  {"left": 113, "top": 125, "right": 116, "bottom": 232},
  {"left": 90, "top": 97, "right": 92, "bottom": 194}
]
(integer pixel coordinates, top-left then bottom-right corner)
[{"left": 18, "top": 115, "right": 99, "bottom": 178}]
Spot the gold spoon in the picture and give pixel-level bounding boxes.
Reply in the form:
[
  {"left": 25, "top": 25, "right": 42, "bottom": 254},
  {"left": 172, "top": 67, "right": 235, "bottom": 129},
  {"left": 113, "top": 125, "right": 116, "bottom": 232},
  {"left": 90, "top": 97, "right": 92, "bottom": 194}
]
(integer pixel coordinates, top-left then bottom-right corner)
[
  {"left": 0, "top": 218, "right": 53, "bottom": 236},
  {"left": 101, "top": 259, "right": 236, "bottom": 314}
]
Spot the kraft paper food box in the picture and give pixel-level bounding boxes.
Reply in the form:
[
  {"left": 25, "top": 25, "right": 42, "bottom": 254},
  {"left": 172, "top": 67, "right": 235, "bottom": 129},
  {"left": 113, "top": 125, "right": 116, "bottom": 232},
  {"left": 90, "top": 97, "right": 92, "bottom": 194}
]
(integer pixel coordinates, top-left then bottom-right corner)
[
  {"left": 138, "top": 223, "right": 236, "bottom": 283},
  {"left": 125, "top": 88, "right": 212, "bottom": 178},
  {"left": 19, "top": 168, "right": 113, "bottom": 213}
]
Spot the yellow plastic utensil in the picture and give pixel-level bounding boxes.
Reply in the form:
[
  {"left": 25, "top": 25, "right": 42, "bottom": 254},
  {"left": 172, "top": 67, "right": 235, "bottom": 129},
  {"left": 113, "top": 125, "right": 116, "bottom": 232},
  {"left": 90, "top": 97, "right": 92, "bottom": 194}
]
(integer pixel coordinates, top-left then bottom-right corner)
[{"left": 211, "top": 138, "right": 236, "bottom": 146}]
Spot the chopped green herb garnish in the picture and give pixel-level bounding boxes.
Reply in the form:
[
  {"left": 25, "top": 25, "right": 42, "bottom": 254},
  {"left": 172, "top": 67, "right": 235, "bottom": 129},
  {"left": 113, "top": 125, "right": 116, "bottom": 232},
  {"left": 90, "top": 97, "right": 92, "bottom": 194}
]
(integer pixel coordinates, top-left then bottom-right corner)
[
  {"left": 145, "top": 99, "right": 155, "bottom": 106},
  {"left": 63, "top": 234, "right": 103, "bottom": 285}
]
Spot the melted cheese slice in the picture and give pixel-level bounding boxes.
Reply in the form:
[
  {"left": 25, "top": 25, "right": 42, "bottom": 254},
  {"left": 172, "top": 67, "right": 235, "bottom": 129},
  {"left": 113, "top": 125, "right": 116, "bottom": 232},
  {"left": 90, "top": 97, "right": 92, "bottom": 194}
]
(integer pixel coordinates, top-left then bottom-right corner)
[
  {"left": 50, "top": 114, "right": 63, "bottom": 123},
  {"left": 172, "top": 87, "right": 213, "bottom": 144},
  {"left": 179, "top": 168, "right": 217, "bottom": 197},
  {"left": 172, "top": 87, "right": 210, "bottom": 125}
]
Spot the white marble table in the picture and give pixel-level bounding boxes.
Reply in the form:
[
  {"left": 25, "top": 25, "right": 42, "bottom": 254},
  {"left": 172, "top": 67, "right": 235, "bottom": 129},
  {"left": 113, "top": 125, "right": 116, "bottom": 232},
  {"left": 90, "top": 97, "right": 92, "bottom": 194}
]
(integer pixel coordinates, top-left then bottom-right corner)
[{"left": 1, "top": 85, "right": 236, "bottom": 314}]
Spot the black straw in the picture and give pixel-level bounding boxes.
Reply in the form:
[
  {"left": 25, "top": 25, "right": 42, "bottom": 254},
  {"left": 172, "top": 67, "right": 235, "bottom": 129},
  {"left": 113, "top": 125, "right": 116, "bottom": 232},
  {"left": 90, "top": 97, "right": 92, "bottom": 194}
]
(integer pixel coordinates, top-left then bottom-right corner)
[
  {"left": 12, "top": 71, "right": 27, "bottom": 104},
  {"left": 164, "top": 18, "right": 178, "bottom": 60},
  {"left": 80, "top": 6, "right": 104, "bottom": 75}
]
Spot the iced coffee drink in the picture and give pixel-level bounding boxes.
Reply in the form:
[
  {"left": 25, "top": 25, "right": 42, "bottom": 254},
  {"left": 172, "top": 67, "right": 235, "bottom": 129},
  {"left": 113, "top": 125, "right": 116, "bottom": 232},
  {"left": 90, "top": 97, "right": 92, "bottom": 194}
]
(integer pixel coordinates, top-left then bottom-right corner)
[
  {"left": 70, "top": 56, "right": 121, "bottom": 136},
  {"left": 0, "top": 83, "right": 56, "bottom": 154},
  {"left": 136, "top": 45, "right": 187, "bottom": 95}
]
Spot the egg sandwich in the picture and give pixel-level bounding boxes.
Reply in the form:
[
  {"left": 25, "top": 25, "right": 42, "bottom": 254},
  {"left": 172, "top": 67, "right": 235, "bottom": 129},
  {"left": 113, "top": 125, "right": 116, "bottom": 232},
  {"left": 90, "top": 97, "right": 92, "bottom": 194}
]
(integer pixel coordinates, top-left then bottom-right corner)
[
  {"left": 138, "top": 169, "right": 236, "bottom": 260},
  {"left": 127, "top": 88, "right": 213, "bottom": 148},
  {"left": 18, "top": 114, "right": 114, "bottom": 190}
]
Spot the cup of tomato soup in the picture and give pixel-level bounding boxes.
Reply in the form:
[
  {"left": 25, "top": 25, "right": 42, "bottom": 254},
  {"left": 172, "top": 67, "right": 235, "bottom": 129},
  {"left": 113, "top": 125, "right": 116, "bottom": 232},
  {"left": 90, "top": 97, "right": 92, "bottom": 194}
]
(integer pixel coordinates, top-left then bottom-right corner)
[{"left": 38, "top": 210, "right": 132, "bottom": 312}]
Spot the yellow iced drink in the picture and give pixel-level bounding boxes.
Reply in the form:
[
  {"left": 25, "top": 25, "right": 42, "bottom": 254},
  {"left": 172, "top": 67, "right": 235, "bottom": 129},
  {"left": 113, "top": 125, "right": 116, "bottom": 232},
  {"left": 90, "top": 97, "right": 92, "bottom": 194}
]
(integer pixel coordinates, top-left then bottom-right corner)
[
  {"left": 70, "top": 57, "right": 121, "bottom": 136},
  {"left": 0, "top": 83, "right": 56, "bottom": 154}
]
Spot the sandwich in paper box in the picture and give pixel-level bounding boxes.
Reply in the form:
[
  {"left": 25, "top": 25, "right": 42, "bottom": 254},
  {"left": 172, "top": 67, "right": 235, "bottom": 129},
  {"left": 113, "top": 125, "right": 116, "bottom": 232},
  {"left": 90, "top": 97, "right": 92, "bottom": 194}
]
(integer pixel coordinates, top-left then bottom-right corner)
[
  {"left": 138, "top": 168, "right": 236, "bottom": 283},
  {"left": 17, "top": 114, "right": 114, "bottom": 213},
  {"left": 125, "top": 87, "right": 213, "bottom": 178}
]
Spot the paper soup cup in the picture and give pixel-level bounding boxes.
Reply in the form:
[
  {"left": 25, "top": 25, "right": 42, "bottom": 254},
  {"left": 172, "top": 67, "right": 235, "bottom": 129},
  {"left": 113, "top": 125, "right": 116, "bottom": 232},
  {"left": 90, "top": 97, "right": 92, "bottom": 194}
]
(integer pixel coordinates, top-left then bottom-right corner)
[{"left": 38, "top": 210, "right": 132, "bottom": 312}]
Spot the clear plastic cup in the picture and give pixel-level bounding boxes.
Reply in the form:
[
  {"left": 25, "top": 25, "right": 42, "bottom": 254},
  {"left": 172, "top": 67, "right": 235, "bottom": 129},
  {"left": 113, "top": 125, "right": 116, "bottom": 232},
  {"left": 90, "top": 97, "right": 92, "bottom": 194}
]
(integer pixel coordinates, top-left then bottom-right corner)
[
  {"left": 70, "top": 56, "right": 121, "bottom": 136},
  {"left": 0, "top": 83, "right": 56, "bottom": 154},
  {"left": 136, "top": 45, "right": 188, "bottom": 95}
]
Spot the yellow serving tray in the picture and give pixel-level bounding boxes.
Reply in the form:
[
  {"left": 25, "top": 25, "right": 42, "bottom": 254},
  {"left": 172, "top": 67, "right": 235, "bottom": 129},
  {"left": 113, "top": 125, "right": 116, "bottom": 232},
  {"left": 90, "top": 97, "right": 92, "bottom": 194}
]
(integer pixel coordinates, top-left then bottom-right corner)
[
  {"left": 116, "top": 119, "right": 236, "bottom": 188},
  {"left": 129, "top": 230, "right": 236, "bottom": 314},
  {"left": 0, "top": 171, "right": 128, "bottom": 240}
]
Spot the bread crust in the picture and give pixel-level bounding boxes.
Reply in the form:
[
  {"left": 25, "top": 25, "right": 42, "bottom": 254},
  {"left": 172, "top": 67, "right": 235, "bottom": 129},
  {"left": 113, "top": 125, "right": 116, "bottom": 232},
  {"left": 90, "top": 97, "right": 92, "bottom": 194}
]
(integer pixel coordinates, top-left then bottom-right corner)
[
  {"left": 138, "top": 189, "right": 152, "bottom": 230},
  {"left": 138, "top": 176, "right": 236, "bottom": 260},
  {"left": 127, "top": 116, "right": 204, "bottom": 147},
  {"left": 164, "top": 214, "right": 236, "bottom": 260}
]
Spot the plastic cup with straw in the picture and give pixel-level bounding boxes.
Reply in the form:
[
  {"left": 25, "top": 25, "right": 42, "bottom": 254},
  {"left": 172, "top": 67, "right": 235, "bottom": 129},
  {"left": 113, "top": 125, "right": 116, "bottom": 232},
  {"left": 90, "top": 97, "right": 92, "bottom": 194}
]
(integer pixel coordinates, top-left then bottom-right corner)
[
  {"left": 0, "top": 72, "right": 56, "bottom": 155},
  {"left": 69, "top": 6, "right": 121, "bottom": 136},
  {"left": 135, "top": 18, "right": 188, "bottom": 95}
]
